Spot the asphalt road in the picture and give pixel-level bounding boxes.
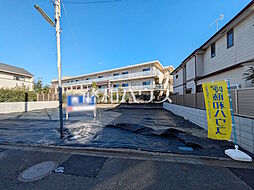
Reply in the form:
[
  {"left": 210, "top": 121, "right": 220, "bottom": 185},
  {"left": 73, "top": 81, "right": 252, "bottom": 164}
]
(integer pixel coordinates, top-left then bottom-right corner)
[{"left": 0, "top": 145, "right": 254, "bottom": 190}]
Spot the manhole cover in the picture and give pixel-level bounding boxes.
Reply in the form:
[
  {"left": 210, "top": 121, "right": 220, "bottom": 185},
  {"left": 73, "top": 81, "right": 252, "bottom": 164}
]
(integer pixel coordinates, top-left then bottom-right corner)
[{"left": 18, "top": 161, "right": 58, "bottom": 182}]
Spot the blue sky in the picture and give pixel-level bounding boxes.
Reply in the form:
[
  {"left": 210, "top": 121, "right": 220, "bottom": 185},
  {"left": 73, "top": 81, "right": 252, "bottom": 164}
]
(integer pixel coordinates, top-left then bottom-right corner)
[{"left": 0, "top": 0, "right": 251, "bottom": 84}]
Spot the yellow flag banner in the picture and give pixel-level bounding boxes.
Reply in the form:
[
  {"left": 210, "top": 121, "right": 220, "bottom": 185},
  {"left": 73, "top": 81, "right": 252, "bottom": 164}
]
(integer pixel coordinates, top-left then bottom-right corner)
[{"left": 202, "top": 81, "right": 232, "bottom": 140}]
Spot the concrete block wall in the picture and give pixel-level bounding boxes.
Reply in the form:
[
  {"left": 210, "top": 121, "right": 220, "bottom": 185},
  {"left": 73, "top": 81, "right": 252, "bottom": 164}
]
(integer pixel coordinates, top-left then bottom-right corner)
[
  {"left": 163, "top": 102, "right": 254, "bottom": 154},
  {"left": 0, "top": 101, "right": 59, "bottom": 114}
]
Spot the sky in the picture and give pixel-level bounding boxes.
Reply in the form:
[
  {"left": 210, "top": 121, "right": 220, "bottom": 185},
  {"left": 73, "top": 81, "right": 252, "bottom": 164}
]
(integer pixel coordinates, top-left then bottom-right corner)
[{"left": 0, "top": 0, "right": 251, "bottom": 85}]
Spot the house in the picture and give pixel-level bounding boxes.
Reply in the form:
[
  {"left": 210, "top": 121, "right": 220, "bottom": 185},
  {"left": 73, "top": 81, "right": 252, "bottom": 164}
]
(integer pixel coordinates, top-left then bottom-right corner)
[
  {"left": 0, "top": 63, "right": 34, "bottom": 90},
  {"left": 51, "top": 60, "right": 174, "bottom": 95},
  {"left": 172, "top": 1, "right": 254, "bottom": 94}
]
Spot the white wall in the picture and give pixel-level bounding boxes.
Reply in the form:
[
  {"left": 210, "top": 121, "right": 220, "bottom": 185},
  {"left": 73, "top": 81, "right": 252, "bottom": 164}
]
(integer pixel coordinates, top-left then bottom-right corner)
[
  {"left": 173, "top": 68, "right": 183, "bottom": 87},
  {"left": 186, "top": 57, "right": 195, "bottom": 81},
  {"left": 163, "top": 102, "right": 254, "bottom": 154},
  {"left": 186, "top": 81, "right": 196, "bottom": 93},
  {"left": 0, "top": 72, "right": 33, "bottom": 90},
  {"left": 203, "top": 13, "right": 254, "bottom": 76},
  {"left": 196, "top": 66, "right": 248, "bottom": 88},
  {"left": 0, "top": 101, "right": 59, "bottom": 114},
  {"left": 173, "top": 86, "right": 183, "bottom": 94}
]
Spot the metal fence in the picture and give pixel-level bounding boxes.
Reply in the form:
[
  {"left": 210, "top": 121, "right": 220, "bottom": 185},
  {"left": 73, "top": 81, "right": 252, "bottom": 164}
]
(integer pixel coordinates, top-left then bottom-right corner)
[
  {"left": 37, "top": 93, "right": 58, "bottom": 101},
  {"left": 169, "top": 88, "right": 254, "bottom": 118}
]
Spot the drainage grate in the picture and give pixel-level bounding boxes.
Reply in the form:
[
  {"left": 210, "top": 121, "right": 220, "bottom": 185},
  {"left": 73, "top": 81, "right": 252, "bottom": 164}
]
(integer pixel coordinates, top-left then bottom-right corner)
[{"left": 18, "top": 161, "right": 58, "bottom": 182}]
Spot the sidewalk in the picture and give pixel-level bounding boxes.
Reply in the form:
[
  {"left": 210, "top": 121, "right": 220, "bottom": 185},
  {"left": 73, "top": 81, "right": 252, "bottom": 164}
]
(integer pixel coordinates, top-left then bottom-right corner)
[{"left": 0, "top": 144, "right": 254, "bottom": 190}]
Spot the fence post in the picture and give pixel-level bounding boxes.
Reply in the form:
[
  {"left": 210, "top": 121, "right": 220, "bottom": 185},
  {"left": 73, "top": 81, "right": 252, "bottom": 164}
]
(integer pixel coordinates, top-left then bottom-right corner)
[
  {"left": 235, "top": 89, "right": 239, "bottom": 114},
  {"left": 195, "top": 93, "right": 197, "bottom": 108},
  {"left": 42, "top": 93, "right": 45, "bottom": 101}
]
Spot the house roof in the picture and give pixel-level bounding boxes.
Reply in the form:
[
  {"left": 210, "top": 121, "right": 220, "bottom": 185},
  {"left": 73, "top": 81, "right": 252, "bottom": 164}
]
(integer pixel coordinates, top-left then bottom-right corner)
[
  {"left": 172, "top": 0, "right": 254, "bottom": 75},
  {"left": 0, "top": 63, "right": 33, "bottom": 77}
]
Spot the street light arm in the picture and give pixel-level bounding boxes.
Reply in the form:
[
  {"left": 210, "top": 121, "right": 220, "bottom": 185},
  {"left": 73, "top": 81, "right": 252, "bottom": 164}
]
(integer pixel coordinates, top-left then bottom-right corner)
[{"left": 34, "top": 4, "right": 56, "bottom": 27}]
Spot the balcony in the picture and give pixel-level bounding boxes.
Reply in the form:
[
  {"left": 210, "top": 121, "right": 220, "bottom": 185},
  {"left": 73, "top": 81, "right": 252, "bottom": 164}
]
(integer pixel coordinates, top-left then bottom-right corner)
[
  {"left": 97, "top": 84, "right": 169, "bottom": 92},
  {"left": 62, "top": 70, "right": 158, "bottom": 87}
]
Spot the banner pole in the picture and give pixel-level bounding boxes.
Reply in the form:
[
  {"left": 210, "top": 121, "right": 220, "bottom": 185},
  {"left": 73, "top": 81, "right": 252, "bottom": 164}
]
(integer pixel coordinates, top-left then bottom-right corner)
[
  {"left": 225, "top": 80, "right": 252, "bottom": 162},
  {"left": 227, "top": 80, "right": 237, "bottom": 146}
]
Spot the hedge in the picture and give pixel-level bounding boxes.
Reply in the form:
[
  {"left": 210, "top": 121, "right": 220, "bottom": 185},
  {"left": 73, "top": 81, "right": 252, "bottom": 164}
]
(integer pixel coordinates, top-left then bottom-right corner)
[{"left": 0, "top": 87, "right": 37, "bottom": 102}]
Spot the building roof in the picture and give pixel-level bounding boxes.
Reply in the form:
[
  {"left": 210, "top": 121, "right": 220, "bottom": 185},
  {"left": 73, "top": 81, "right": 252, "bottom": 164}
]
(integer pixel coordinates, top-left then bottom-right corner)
[
  {"left": 0, "top": 63, "right": 33, "bottom": 77},
  {"left": 172, "top": 0, "right": 254, "bottom": 75},
  {"left": 52, "top": 60, "right": 173, "bottom": 82}
]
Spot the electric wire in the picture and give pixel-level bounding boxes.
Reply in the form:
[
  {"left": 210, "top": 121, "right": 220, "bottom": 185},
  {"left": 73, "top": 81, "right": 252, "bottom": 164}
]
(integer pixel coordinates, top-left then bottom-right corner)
[{"left": 62, "top": 0, "right": 122, "bottom": 4}]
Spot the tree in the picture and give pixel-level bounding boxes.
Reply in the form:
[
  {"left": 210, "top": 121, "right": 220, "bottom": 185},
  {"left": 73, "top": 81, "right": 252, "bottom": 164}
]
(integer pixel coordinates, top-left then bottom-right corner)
[
  {"left": 43, "top": 85, "right": 50, "bottom": 94},
  {"left": 92, "top": 82, "right": 97, "bottom": 90},
  {"left": 244, "top": 67, "right": 254, "bottom": 85},
  {"left": 33, "top": 79, "right": 43, "bottom": 93}
]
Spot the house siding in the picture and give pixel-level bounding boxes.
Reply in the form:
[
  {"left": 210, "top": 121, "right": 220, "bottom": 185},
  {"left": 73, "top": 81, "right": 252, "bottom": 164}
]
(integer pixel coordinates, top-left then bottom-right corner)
[
  {"left": 173, "top": 68, "right": 183, "bottom": 87},
  {"left": 186, "top": 57, "right": 195, "bottom": 81},
  {"left": 203, "top": 13, "right": 254, "bottom": 76},
  {"left": 196, "top": 67, "right": 246, "bottom": 88}
]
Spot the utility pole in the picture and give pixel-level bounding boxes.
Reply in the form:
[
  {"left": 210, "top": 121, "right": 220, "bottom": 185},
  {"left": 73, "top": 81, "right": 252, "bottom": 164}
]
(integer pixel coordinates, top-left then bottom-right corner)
[
  {"left": 55, "top": 0, "right": 64, "bottom": 138},
  {"left": 34, "top": 0, "right": 64, "bottom": 138}
]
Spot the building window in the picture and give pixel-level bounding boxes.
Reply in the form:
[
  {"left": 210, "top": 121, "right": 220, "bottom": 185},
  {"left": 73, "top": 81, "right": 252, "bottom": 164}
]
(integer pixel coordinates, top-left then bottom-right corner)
[
  {"left": 122, "top": 71, "right": 128, "bottom": 75},
  {"left": 113, "top": 73, "right": 119, "bottom": 76},
  {"left": 113, "top": 84, "right": 119, "bottom": 88},
  {"left": 211, "top": 42, "right": 216, "bottom": 58},
  {"left": 227, "top": 29, "right": 234, "bottom": 48},
  {"left": 122, "top": 83, "right": 128, "bottom": 87},
  {"left": 196, "top": 85, "right": 203, "bottom": 93},
  {"left": 176, "top": 74, "right": 178, "bottom": 79},
  {"left": 142, "top": 81, "right": 150, "bottom": 86},
  {"left": 13, "top": 76, "right": 25, "bottom": 81},
  {"left": 98, "top": 76, "right": 103, "bottom": 78},
  {"left": 142, "top": 68, "right": 150, "bottom": 72}
]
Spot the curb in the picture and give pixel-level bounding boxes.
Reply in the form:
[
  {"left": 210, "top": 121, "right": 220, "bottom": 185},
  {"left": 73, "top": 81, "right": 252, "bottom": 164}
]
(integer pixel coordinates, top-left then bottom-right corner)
[{"left": 0, "top": 143, "right": 231, "bottom": 162}]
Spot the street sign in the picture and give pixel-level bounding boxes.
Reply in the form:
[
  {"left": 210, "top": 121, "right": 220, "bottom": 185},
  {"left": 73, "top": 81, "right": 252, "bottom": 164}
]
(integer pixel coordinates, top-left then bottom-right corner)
[{"left": 66, "top": 94, "right": 96, "bottom": 121}]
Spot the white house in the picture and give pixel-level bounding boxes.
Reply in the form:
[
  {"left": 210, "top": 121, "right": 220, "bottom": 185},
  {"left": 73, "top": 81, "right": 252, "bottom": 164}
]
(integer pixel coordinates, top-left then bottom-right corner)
[
  {"left": 0, "top": 63, "right": 34, "bottom": 90},
  {"left": 51, "top": 60, "right": 174, "bottom": 95},
  {"left": 172, "top": 1, "right": 254, "bottom": 94}
]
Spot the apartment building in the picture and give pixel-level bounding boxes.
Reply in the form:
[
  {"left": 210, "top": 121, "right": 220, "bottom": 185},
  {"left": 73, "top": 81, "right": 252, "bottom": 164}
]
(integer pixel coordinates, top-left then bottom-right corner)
[
  {"left": 0, "top": 63, "right": 34, "bottom": 90},
  {"left": 51, "top": 60, "right": 174, "bottom": 95},
  {"left": 172, "top": 1, "right": 254, "bottom": 94}
]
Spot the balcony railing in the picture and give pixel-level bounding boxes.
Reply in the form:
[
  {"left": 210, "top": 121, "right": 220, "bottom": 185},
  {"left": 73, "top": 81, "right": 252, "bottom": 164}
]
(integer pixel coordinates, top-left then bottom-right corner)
[
  {"left": 62, "top": 70, "right": 159, "bottom": 87},
  {"left": 96, "top": 84, "right": 169, "bottom": 92}
]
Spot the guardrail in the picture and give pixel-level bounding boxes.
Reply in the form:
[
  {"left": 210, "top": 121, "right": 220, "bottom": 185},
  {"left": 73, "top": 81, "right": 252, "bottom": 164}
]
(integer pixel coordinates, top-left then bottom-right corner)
[{"left": 62, "top": 70, "right": 159, "bottom": 87}]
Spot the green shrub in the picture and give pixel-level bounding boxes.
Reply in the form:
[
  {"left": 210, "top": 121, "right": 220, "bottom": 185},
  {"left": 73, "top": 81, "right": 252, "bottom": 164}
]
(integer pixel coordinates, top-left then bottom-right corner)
[{"left": 0, "top": 87, "right": 37, "bottom": 102}]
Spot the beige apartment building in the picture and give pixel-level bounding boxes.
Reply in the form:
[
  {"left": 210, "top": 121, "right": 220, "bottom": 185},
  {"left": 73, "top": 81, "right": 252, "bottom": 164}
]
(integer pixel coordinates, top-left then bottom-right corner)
[
  {"left": 172, "top": 1, "right": 254, "bottom": 94},
  {"left": 51, "top": 60, "right": 174, "bottom": 95},
  {"left": 0, "top": 63, "right": 34, "bottom": 90}
]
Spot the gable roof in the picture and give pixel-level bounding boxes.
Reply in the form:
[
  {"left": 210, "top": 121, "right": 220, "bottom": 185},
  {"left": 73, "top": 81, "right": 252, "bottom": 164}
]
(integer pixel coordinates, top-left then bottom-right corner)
[
  {"left": 172, "top": 0, "right": 254, "bottom": 75},
  {"left": 0, "top": 63, "right": 33, "bottom": 77}
]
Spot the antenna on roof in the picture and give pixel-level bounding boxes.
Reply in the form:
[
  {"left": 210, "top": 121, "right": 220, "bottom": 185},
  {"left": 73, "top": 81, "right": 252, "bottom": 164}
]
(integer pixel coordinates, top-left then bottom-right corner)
[{"left": 210, "top": 14, "right": 224, "bottom": 31}]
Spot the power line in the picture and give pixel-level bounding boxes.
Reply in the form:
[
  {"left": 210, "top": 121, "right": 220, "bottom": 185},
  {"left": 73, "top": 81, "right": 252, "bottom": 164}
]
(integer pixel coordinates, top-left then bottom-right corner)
[
  {"left": 61, "top": 2, "right": 84, "bottom": 62},
  {"left": 62, "top": 0, "right": 122, "bottom": 4}
]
